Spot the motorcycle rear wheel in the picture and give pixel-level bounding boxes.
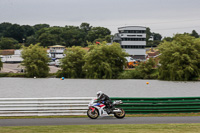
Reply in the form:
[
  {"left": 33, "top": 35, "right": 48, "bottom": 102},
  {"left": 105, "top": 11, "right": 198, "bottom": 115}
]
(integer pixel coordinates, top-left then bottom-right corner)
[
  {"left": 87, "top": 108, "right": 99, "bottom": 119},
  {"left": 114, "top": 108, "right": 125, "bottom": 119}
]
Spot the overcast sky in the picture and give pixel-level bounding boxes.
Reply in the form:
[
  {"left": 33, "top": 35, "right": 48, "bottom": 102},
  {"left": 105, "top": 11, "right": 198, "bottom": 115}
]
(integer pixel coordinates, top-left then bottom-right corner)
[{"left": 0, "top": 0, "right": 200, "bottom": 37}]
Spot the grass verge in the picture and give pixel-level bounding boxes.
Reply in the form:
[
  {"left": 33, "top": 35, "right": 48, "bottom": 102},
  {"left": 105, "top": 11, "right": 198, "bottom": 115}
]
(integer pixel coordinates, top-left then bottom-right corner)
[
  {"left": 0, "top": 72, "right": 26, "bottom": 77},
  {"left": 0, "top": 124, "right": 200, "bottom": 133}
]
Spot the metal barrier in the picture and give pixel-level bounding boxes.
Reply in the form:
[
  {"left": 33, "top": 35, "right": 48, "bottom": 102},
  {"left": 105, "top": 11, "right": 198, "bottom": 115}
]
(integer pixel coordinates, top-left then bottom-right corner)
[
  {"left": 111, "top": 97, "right": 200, "bottom": 114},
  {"left": 0, "top": 97, "right": 94, "bottom": 116},
  {"left": 1, "top": 97, "right": 200, "bottom": 116}
]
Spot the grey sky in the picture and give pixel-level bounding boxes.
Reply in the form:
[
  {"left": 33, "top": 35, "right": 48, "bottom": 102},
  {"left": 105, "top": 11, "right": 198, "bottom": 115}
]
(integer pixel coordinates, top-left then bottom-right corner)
[{"left": 0, "top": 0, "right": 200, "bottom": 37}]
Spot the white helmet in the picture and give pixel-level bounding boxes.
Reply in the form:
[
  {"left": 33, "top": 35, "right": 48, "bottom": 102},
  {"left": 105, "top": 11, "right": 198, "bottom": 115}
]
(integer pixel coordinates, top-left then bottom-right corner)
[{"left": 97, "top": 91, "right": 103, "bottom": 99}]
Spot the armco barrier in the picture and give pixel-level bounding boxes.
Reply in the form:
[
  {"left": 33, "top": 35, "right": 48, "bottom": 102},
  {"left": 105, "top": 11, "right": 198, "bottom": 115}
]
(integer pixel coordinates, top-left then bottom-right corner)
[
  {"left": 1, "top": 97, "right": 200, "bottom": 116},
  {"left": 0, "top": 97, "right": 95, "bottom": 116},
  {"left": 111, "top": 97, "right": 200, "bottom": 114}
]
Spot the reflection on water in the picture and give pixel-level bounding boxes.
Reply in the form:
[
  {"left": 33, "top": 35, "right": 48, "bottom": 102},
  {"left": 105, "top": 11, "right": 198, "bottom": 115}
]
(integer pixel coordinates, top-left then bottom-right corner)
[{"left": 0, "top": 78, "right": 199, "bottom": 98}]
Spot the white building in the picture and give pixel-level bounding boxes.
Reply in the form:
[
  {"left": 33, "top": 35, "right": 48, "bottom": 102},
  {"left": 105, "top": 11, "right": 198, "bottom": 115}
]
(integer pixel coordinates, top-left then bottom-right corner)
[
  {"left": 1, "top": 50, "right": 23, "bottom": 63},
  {"left": 1, "top": 45, "right": 66, "bottom": 63},
  {"left": 112, "top": 26, "right": 146, "bottom": 60},
  {"left": 48, "top": 45, "right": 66, "bottom": 59}
]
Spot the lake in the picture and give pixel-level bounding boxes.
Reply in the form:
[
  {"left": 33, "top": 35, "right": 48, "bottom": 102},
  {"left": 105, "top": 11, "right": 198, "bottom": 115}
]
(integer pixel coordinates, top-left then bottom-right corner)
[{"left": 0, "top": 78, "right": 199, "bottom": 98}]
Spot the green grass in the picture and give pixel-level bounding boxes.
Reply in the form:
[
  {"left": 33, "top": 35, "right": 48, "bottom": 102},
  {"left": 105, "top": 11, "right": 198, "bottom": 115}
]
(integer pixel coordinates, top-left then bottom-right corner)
[
  {"left": 0, "top": 72, "right": 26, "bottom": 77},
  {"left": 0, "top": 124, "right": 200, "bottom": 133}
]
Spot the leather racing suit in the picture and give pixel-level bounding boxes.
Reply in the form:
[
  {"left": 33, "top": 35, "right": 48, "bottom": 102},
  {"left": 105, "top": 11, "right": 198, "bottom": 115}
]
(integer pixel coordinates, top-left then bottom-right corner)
[{"left": 98, "top": 93, "right": 112, "bottom": 113}]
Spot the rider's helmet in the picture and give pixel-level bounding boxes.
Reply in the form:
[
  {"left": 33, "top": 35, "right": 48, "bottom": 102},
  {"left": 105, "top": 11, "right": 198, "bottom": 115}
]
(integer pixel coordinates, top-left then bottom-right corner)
[{"left": 97, "top": 91, "right": 103, "bottom": 99}]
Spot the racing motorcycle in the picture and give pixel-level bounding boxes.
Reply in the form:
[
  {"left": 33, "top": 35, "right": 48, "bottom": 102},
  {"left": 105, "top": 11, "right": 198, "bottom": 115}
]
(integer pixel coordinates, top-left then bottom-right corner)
[{"left": 87, "top": 99, "right": 125, "bottom": 119}]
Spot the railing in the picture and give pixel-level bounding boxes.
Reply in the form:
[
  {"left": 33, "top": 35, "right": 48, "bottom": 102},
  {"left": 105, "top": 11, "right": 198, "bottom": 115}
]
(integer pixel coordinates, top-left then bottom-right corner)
[
  {"left": 0, "top": 97, "right": 94, "bottom": 116},
  {"left": 111, "top": 97, "right": 200, "bottom": 114},
  {"left": 1, "top": 97, "right": 200, "bottom": 116}
]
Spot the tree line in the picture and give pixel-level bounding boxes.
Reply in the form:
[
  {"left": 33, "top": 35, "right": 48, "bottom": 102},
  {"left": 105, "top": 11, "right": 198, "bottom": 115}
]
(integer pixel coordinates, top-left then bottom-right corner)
[
  {"left": 21, "top": 42, "right": 128, "bottom": 79},
  {"left": 1, "top": 22, "right": 199, "bottom": 49},
  {"left": 0, "top": 22, "right": 112, "bottom": 49},
  {"left": 18, "top": 33, "right": 200, "bottom": 81}
]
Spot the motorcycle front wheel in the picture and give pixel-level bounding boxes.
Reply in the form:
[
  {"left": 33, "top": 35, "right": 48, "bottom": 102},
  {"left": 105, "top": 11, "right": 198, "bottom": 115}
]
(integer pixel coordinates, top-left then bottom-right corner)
[
  {"left": 87, "top": 108, "right": 99, "bottom": 119},
  {"left": 114, "top": 108, "right": 125, "bottom": 119}
]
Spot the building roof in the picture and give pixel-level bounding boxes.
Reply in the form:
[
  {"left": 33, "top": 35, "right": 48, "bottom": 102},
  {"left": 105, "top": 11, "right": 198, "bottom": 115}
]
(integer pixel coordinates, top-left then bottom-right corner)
[
  {"left": 49, "top": 45, "right": 66, "bottom": 48},
  {"left": 0, "top": 49, "right": 15, "bottom": 55},
  {"left": 118, "top": 26, "right": 146, "bottom": 29}
]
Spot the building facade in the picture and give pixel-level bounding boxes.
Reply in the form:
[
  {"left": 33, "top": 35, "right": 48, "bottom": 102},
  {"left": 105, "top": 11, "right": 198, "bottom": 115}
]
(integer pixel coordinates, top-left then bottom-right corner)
[
  {"left": 48, "top": 45, "right": 66, "bottom": 59},
  {"left": 112, "top": 26, "right": 146, "bottom": 60}
]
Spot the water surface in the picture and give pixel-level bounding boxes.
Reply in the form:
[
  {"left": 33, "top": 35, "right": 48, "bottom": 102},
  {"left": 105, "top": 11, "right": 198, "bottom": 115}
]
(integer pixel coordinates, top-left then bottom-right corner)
[{"left": 0, "top": 78, "right": 199, "bottom": 98}]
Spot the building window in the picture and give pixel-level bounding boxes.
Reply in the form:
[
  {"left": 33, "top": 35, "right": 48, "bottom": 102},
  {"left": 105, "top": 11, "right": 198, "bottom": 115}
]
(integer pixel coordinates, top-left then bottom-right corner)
[
  {"left": 121, "top": 45, "right": 145, "bottom": 49},
  {"left": 120, "top": 30, "right": 146, "bottom": 33},
  {"left": 121, "top": 38, "right": 146, "bottom": 41}
]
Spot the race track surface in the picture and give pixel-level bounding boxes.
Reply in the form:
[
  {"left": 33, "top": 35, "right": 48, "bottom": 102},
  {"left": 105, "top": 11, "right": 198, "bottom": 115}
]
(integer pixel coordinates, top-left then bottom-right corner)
[{"left": 1, "top": 116, "right": 200, "bottom": 126}]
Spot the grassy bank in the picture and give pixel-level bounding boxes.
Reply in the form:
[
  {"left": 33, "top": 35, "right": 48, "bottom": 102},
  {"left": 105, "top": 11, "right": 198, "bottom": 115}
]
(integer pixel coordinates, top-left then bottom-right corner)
[
  {"left": 0, "top": 72, "right": 26, "bottom": 77},
  {"left": 0, "top": 72, "right": 57, "bottom": 78},
  {"left": 0, "top": 124, "right": 200, "bottom": 133},
  {"left": 118, "top": 69, "right": 159, "bottom": 79}
]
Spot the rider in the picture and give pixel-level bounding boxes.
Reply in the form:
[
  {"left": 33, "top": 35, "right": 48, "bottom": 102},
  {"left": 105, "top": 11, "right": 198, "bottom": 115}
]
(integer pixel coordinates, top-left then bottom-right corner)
[{"left": 96, "top": 91, "right": 113, "bottom": 113}]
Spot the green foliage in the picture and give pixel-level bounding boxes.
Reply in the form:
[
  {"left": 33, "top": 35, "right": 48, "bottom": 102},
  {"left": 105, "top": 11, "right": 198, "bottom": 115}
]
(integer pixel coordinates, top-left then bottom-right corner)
[
  {"left": 191, "top": 30, "right": 199, "bottom": 38},
  {"left": 146, "top": 27, "right": 162, "bottom": 47},
  {"left": 3, "top": 24, "right": 25, "bottom": 43},
  {"left": 118, "top": 70, "right": 141, "bottom": 79},
  {"left": 135, "top": 58, "right": 156, "bottom": 79},
  {"left": 80, "top": 22, "right": 92, "bottom": 33},
  {"left": 158, "top": 34, "right": 200, "bottom": 81},
  {"left": 21, "top": 44, "right": 50, "bottom": 78},
  {"left": 0, "top": 57, "right": 2, "bottom": 71},
  {"left": 86, "top": 27, "right": 111, "bottom": 43},
  {"left": 33, "top": 24, "right": 50, "bottom": 32},
  {"left": 83, "top": 42, "right": 128, "bottom": 79},
  {"left": 163, "top": 37, "right": 173, "bottom": 42},
  {"left": 61, "top": 26, "right": 85, "bottom": 47},
  {"left": 118, "top": 59, "right": 158, "bottom": 79},
  {"left": 0, "top": 22, "right": 112, "bottom": 48},
  {"left": 0, "top": 37, "right": 18, "bottom": 49},
  {"left": 0, "top": 73, "right": 26, "bottom": 77},
  {"left": 57, "top": 46, "right": 87, "bottom": 78},
  {"left": 118, "top": 69, "right": 158, "bottom": 79}
]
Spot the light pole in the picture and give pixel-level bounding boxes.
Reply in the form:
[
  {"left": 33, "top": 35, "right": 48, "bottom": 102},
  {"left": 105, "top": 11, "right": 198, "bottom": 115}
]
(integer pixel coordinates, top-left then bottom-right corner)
[{"left": 22, "top": 38, "right": 25, "bottom": 45}]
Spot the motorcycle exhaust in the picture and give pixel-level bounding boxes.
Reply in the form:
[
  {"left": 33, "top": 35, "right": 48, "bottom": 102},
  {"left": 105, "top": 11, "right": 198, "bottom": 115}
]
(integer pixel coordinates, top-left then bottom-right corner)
[{"left": 113, "top": 109, "right": 122, "bottom": 113}]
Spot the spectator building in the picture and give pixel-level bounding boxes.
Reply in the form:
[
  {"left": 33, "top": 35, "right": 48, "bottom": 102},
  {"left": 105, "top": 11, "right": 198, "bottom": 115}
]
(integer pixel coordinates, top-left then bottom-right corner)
[
  {"left": 112, "top": 26, "right": 146, "bottom": 60},
  {"left": 48, "top": 45, "right": 66, "bottom": 59}
]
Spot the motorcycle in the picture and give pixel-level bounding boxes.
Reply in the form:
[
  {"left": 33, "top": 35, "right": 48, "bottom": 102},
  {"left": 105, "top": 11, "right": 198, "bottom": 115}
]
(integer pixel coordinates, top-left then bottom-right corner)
[{"left": 87, "top": 99, "right": 125, "bottom": 119}]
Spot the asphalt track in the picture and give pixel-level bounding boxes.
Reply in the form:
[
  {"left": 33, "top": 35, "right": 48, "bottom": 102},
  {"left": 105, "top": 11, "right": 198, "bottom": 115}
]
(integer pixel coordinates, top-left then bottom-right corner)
[{"left": 1, "top": 116, "right": 200, "bottom": 126}]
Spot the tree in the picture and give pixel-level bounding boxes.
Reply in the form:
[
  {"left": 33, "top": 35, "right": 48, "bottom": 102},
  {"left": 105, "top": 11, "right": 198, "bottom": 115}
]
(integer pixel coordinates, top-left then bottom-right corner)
[
  {"left": 21, "top": 44, "right": 50, "bottom": 77},
  {"left": 61, "top": 27, "right": 85, "bottom": 47},
  {"left": 80, "top": 22, "right": 92, "bottom": 33},
  {"left": 58, "top": 46, "right": 87, "bottom": 78},
  {"left": 163, "top": 37, "right": 173, "bottom": 42},
  {"left": 83, "top": 42, "right": 128, "bottom": 79},
  {"left": 146, "top": 28, "right": 162, "bottom": 47},
  {"left": 191, "top": 30, "right": 199, "bottom": 38},
  {"left": 86, "top": 27, "right": 111, "bottom": 43},
  {"left": 0, "top": 22, "right": 12, "bottom": 37},
  {"left": 4, "top": 24, "right": 25, "bottom": 43},
  {"left": 146, "top": 27, "right": 152, "bottom": 42},
  {"left": 21, "top": 25, "right": 35, "bottom": 37},
  {"left": 158, "top": 34, "right": 200, "bottom": 81},
  {"left": 0, "top": 37, "right": 18, "bottom": 49},
  {"left": 33, "top": 24, "right": 50, "bottom": 32},
  {"left": 0, "top": 57, "right": 3, "bottom": 71},
  {"left": 152, "top": 33, "right": 162, "bottom": 41},
  {"left": 25, "top": 35, "right": 37, "bottom": 46},
  {"left": 135, "top": 58, "right": 156, "bottom": 79}
]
